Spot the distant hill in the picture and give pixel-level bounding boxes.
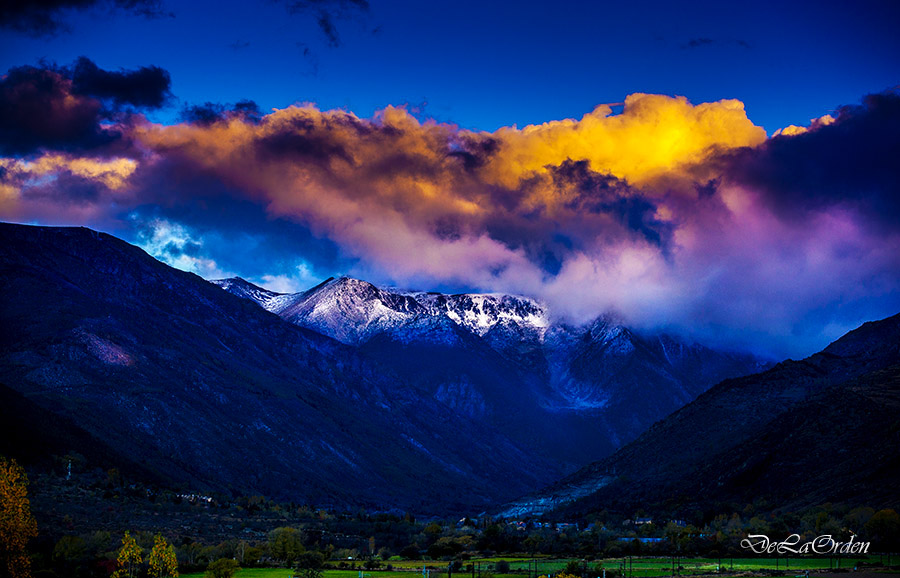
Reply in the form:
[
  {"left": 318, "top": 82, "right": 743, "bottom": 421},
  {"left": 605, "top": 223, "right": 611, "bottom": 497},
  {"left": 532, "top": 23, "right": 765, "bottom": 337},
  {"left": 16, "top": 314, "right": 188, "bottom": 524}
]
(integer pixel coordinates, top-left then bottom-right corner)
[{"left": 500, "top": 313, "right": 900, "bottom": 518}]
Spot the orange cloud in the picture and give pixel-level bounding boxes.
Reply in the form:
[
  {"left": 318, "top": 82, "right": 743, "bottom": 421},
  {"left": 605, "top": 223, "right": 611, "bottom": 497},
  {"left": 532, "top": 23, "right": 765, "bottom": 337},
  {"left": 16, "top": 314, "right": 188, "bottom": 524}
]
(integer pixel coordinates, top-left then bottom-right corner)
[
  {"left": 131, "top": 94, "right": 765, "bottom": 252},
  {"left": 29, "top": 154, "right": 138, "bottom": 190},
  {"left": 482, "top": 93, "right": 766, "bottom": 190},
  {"left": 0, "top": 154, "right": 139, "bottom": 220},
  {"left": 3, "top": 89, "right": 898, "bottom": 357}
]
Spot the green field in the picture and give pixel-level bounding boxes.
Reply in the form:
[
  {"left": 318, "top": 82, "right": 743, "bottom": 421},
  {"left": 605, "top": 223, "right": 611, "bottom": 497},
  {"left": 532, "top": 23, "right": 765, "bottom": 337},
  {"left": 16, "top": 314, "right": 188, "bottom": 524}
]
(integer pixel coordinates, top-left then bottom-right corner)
[{"left": 182, "top": 555, "right": 893, "bottom": 578}]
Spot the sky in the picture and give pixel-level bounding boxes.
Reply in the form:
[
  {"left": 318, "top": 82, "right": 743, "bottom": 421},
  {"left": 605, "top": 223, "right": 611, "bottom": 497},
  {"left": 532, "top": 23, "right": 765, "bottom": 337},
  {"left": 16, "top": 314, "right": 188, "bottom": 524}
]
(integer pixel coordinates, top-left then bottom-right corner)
[{"left": 1, "top": 0, "right": 899, "bottom": 358}]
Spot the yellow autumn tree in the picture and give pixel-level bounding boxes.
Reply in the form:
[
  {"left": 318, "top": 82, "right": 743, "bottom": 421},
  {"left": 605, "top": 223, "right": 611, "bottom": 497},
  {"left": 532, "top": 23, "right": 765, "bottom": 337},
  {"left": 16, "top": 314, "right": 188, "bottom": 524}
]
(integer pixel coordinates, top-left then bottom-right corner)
[
  {"left": 148, "top": 534, "right": 178, "bottom": 578},
  {"left": 0, "top": 456, "right": 39, "bottom": 578},
  {"left": 112, "top": 531, "right": 143, "bottom": 578}
]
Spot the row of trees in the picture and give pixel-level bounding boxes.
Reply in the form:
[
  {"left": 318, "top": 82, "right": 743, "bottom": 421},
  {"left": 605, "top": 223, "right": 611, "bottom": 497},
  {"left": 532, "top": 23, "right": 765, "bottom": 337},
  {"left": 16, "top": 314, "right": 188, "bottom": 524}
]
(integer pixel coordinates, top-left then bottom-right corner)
[
  {"left": 7, "top": 452, "right": 900, "bottom": 578},
  {"left": 45, "top": 508, "right": 900, "bottom": 574},
  {"left": 111, "top": 532, "right": 178, "bottom": 578},
  {"left": 3, "top": 456, "right": 193, "bottom": 578}
]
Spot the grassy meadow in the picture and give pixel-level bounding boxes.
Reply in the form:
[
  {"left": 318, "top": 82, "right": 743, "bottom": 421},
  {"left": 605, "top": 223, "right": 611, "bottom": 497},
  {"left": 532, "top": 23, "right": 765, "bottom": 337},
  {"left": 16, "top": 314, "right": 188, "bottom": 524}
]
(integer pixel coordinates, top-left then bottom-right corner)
[{"left": 181, "top": 554, "right": 894, "bottom": 578}]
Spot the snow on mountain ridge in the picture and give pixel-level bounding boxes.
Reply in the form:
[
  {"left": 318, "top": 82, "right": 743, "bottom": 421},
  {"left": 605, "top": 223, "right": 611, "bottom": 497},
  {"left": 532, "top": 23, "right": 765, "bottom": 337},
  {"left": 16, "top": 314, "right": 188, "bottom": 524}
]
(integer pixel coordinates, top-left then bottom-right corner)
[
  {"left": 213, "top": 275, "right": 550, "bottom": 344},
  {"left": 412, "top": 291, "right": 550, "bottom": 337},
  {"left": 210, "top": 277, "right": 293, "bottom": 312},
  {"left": 210, "top": 274, "right": 770, "bottom": 463}
]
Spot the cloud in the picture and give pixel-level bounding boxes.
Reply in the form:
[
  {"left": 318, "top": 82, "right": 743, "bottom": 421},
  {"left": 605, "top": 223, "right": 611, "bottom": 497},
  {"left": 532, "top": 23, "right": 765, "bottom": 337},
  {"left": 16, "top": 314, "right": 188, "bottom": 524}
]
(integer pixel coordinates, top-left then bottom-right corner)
[
  {"left": 717, "top": 90, "right": 900, "bottom": 232},
  {"left": 0, "top": 64, "right": 111, "bottom": 156},
  {"left": 683, "top": 37, "right": 714, "bottom": 49},
  {"left": 0, "top": 0, "right": 171, "bottom": 37},
  {"left": 0, "top": 58, "right": 171, "bottom": 156},
  {"left": 770, "top": 113, "right": 834, "bottom": 138},
  {"left": 483, "top": 93, "right": 766, "bottom": 188},
  {"left": 134, "top": 218, "right": 233, "bottom": 279},
  {"left": 71, "top": 56, "right": 172, "bottom": 109},
  {"left": 281, "top": 0, "right": 369, "bottom": 47},
  {"left": 254, "top": 264, "right": 321, "bottom": 293},
  {"left": 0, "top": 153, "right": 139, "bottom": 224},
  {"left": 681, "top": 37, "right": 751, "bottom": 50},
  {"left": 1, "top": 81, "right": 899, "bottom": 357}
]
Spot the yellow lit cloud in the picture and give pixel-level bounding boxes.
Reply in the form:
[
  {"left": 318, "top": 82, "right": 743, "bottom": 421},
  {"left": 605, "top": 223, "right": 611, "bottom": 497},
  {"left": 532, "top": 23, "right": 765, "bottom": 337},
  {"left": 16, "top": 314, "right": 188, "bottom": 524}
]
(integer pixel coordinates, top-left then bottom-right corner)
[
  {"left": 8, "top": 154, "right": 139, "bottom": 190},
  {"left": 132, "top": 93, "right": 766, "bottom": 245},
  {"left": 482, "top": 93, "right": 766, "bottom": 189},
  {"left": 772, "top": 113, "right": 836, "bottom": 137}
]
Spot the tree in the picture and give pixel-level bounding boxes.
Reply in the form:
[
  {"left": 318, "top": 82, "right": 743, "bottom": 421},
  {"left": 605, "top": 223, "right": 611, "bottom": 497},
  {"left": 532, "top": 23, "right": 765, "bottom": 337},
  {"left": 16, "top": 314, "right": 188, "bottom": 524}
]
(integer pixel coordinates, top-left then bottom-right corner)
[
  {"left": 149, "top": 534, "right": 179, "bottom": 578},
  {"left": 0, "top": 456, "right": 39, "bottom": 578},
  {"left": 399, "top": 544, "right": 420, "bottom": 559},
  {"left": 865, "top": 509, "right": 900, "bottom": 551},
  {"left": 269, "top": 527, "right": 304, "bottom": 565},
  {"left": 293, "top": 550, "right": 325, "bottom": 578},
  {"left": 205, "top": 558, "right": 240, "bottom": 578},
  {"left": 52, "top": 535, "right": 88, "bottom": 567},
  {"left": 112, "top": 531, "right": 143, "bottom": 578}
]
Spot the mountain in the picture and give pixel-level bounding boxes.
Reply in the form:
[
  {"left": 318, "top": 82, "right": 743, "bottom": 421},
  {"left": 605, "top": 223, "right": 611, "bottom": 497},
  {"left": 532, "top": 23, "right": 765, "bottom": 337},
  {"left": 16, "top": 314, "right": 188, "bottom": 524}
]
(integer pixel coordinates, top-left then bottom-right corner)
[
  {"left": 0, "top": 223, "right": 557, "bottom": 512},
  {"left": 211, "top": 276, "right": 550, "bottom": 346},
  {"left": 0, "top": 380, "right": 167, "bottom": 485},
  {"left": 214, "top": 276, "right": 768, "bottom": 463},
  {"left": 0, "top": 222, "right": 767, "bottom": 514},
  {"left": 499, "top": 313, "right": 900, "bottom": 518}
]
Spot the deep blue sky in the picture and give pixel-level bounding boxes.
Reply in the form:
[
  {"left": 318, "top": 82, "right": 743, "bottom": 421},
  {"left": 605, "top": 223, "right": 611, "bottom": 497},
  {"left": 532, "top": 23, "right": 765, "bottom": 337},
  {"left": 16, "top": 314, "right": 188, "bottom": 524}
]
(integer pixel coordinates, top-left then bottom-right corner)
[{"left": 2, "top": 0, "right": 898, "bottom": 133}]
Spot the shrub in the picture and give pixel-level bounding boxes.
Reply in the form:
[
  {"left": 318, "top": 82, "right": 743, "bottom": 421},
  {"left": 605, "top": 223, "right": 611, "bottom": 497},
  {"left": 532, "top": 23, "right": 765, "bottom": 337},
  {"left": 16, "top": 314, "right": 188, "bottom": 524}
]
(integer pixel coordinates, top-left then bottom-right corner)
[{"left": 206, "top": 559, "right": 240, "bottom": 578}]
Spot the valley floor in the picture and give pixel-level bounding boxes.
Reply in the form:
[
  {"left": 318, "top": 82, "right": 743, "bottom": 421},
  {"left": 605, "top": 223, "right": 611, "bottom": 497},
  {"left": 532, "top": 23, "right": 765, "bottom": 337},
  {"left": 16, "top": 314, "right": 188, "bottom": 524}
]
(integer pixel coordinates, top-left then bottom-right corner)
[{"left": 181, "top": 558, "right": 900, "bottom": 578}]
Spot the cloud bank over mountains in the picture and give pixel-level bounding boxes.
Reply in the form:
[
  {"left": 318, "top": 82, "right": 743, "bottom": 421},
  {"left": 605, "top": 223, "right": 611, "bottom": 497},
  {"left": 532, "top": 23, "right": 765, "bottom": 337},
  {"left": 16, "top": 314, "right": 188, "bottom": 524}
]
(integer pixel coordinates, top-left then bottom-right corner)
[{"left": 2, "top": 58, "right": 898, "bottom": 357}]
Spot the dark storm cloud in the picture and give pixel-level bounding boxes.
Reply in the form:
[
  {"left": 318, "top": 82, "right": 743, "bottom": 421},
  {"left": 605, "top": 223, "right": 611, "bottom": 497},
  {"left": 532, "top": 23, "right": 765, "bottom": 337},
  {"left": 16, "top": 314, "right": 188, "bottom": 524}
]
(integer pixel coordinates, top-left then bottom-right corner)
[
  {"left": 448, "top": 136, "right": 500, "bottom": 172},
  {"left": 472, "top": 160, "right": 672, "bottom": 274},
  {"left": 180, "top": 100, "right": 262, "bottom": 125},
  {"left": 233, "top": 100, "right": 263, "bottom": 123},
  {"left": 720, "top": 90, "right": 900, "bottom": 231},
  {"left": 0, "top": 64, "right": 115, "bottom": 155},
  {"left": 256, "top": 123, "right": 353, "bottom": 163},
  {"left": 180, "top": 102, "right": 228, "bottom": 125},
  {"left": 72, "top": 56, "right": 172, "bottom": 109},
  {"left": 0, "top": 0, "right": 170, "bottom": 37},
  {"left": 549, "top": 160, "right": 671, "bottom": 248},
  {"left": 0, "top": 59, "right": 172, "bottom": 156}
]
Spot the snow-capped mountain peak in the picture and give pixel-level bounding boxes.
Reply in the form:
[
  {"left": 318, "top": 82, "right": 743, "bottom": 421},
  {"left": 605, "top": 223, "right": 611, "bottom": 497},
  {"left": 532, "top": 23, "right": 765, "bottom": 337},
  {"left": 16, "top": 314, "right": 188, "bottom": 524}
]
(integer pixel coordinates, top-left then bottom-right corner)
[
  {"left": 213, "top": 275, "right": 550, "bottom": 345},
  {"left": 413, "top": 291, "right": 550, "bottom": 337}
]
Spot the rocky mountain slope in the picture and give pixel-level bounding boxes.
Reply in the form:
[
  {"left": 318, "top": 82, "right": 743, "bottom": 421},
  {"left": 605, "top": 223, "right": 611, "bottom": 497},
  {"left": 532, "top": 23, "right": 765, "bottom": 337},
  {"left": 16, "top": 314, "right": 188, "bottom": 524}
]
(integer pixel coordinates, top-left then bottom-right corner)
[
  {"left": 0, "top": 223, "right": 554, "bottom": 512},
  {"left": 0, "top": 222, "right": 768, "bottom": 513},
  {"left": 212, "top": 276, "right": 550, "bottom": 346},
  {"left": 214, "top": 276, "right": 768, "bottom": 461},
  {"left": 499, "top": 312, "right": 900, "bottom": 517}
]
